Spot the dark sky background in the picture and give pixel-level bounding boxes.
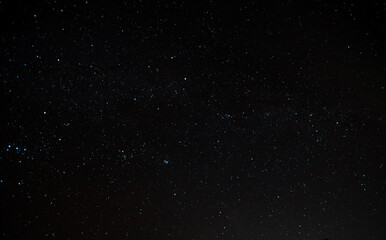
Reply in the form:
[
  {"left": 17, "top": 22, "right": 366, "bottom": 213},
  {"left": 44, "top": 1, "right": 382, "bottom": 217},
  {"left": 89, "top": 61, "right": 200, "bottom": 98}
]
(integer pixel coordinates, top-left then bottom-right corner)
[{"left": 1, "top": 0, "right": 385, "bottom": 239}]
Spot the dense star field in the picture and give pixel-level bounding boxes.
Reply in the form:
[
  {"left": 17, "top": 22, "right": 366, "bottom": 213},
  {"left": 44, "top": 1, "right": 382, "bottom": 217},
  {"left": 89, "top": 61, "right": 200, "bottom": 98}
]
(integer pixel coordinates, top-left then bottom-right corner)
[{"left": 1, "top": 1, "right": 385, "bottom": 239}]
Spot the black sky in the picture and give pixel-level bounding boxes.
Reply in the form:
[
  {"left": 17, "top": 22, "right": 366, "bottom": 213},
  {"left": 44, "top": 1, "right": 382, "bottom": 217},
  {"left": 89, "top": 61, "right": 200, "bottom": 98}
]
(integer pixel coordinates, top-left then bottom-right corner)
[{"left": 1, "top": 0, "right": 385, "bottom": 239}]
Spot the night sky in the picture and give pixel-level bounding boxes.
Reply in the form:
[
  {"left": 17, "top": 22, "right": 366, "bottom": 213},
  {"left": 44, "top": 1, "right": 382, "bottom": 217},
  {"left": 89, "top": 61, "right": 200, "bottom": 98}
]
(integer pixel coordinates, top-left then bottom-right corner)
[{"left": 1, "top": 1, "right": 385, "bottom": 239}]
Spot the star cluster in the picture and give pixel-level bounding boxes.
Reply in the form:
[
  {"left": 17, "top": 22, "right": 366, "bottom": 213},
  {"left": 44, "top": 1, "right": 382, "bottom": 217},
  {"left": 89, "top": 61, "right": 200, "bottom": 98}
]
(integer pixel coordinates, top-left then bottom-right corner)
[{"left": 1, "top": 1, "right": 385, "bottom": 239}]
